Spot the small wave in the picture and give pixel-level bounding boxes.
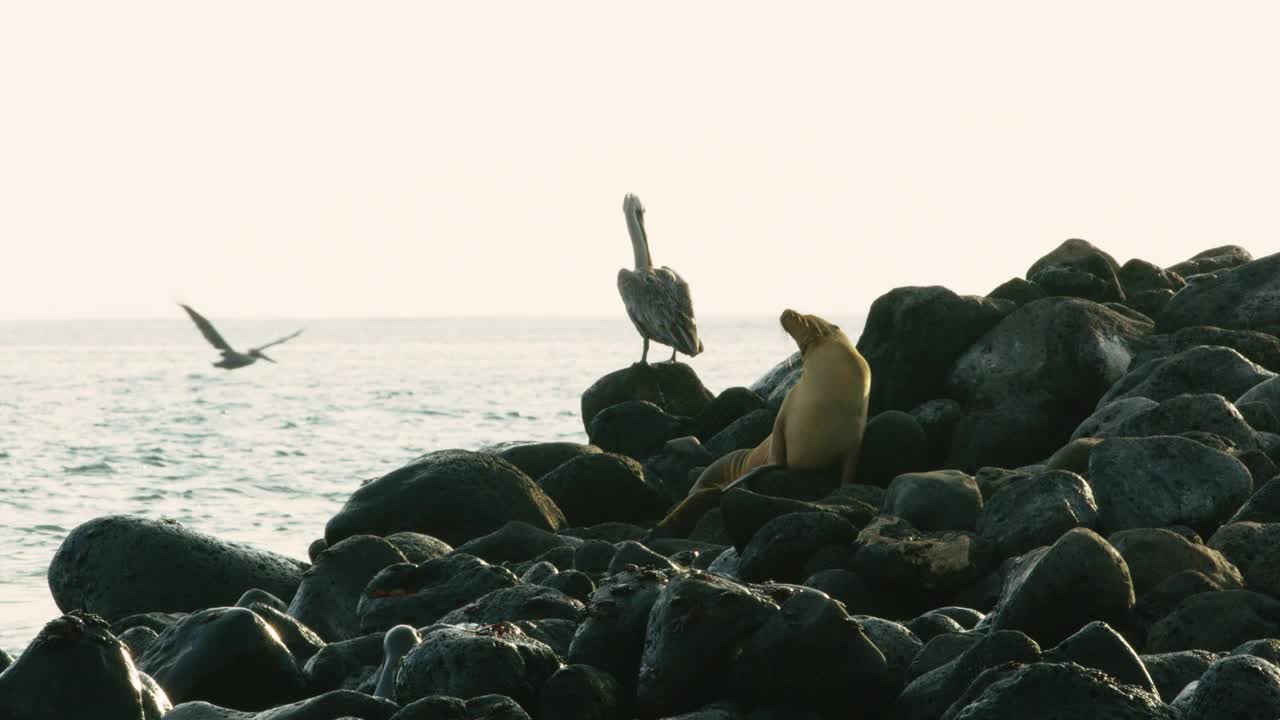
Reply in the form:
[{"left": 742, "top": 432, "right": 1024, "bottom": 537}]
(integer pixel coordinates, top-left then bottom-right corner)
[
  {"left": 130, "top": 493, "right": 164, "bottom": 502},
  {"left": 63, "top": 462, "right": 115, "bottom": 475},
  {"left": 398, "top": 408, "right": 457, "bottom": 417},
  {"left": 172, "top": 415, "right": 207, "bottom": 424},
  {"left": 0, "top": 451, "right": 9, "bottom": 459},
  {"left": 139, "top": 455, "right": 167, "bottom": 467},
  {"left": 28, "top": 524, "right": 66, "bottom": 533},
  {"left": 280, "top": 421, "right": 298, "bottom": 429},
  {"left": 273, "top": 450, "right": 305, "bottom": 457}
]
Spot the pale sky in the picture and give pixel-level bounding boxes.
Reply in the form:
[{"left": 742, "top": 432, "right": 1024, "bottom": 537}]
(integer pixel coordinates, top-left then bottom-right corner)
[{"left": 2, "top": 1, "right": 1278, "bottom": 319}]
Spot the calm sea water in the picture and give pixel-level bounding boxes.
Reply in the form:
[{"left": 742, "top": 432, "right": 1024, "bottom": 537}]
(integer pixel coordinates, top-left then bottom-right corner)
[{"left": 0, "top": 314, "right": 865, "bottom": 656}]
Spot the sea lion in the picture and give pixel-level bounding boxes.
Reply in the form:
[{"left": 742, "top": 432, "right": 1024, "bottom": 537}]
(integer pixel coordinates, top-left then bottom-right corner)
[{"left": 651, "top": 309, "right": 871, "bottom": 537}]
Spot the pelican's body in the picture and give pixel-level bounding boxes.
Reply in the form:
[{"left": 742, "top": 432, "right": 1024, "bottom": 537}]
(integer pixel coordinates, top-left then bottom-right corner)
[
  {"left": 616, "top": 194, "right": 703, "bottom": 363},
  {"left": 179, "top": 304, "right": 303, "bottom": 370}
]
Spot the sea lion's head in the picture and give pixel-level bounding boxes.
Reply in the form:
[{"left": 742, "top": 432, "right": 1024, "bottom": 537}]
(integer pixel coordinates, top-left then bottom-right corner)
[{"left": 780, "top": 309, "right": 841, "bottom": 355}]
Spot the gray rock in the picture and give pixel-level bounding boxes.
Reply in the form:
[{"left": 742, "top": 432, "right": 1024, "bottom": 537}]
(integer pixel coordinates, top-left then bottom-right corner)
[
  {"left": 882, "top": 470, "right": 983, "bottom": 533},
  {"left": 324, "top": 450, "right": 565, "bottom": 547},
  {"left": 800, "top": 569, "right": 878, "bottom": 616},
  {"left": 1071, "top": 397, "right": 1160, "bottom": 441},
  {"left": 163, "top": 690, "right": 396, "bottom": 720},
  {"left": 1159, "top": 251, "right": 1280, "bottom": 334},
  {"left": 853, "top": 516, "right": 994, "bottom": 617},
  {"left": 1148, "top": 589, "right": 1280, "bottom": 653},
  {"left": 1027, "top": 238, "right": 1122, "bottom": 279},
  {"left": 1043, "top": 620, "right": 1156, "bottom": 695},
  {"left": 452, "top": 521, "right": 582, "bottom": 565},
  {"left": 853, "top": 616, "right": 922, "bottom": 694},
  {"left": 394, "top": 624, "right": 560, "bottom": 710},
  {"left": 588, "top": 400, "right": 692, "bottom": 460},
  {"left": 690, "top": 387, "right": 766, "bottom": 443},
  {"left": 909, "top": 398, "right": 964, "bottom": 465},
  {"left": 1109, "top": 393, "right": 1271, "bottom": 452},
  {"left": 119, "top": 626, "right": 159, "bottom": 659},
  {"left": 894, "top": 630, "right": 1041, "bottom": 720},
  {"left": 703, "top": 409, "right": 775, "bottom": 459},
  {"left": 495, "top": 441, "right": 602, "bottom": 481},
  {"left": 580, "top": 361, "right": 713, "bottom": 433},
  {"left": 747, "top": 352, "right": 803, "bottom": 411},
  {"left": 1126, "top": 289, "right": 1175, "bottom": 319},
  {"left": 1110, "top": 528, "right": 1244, "bottom": 595},
  {"left": 235, "top": 589, "right": 287, "bottom": 614},
  {"left": 903, "top": 613, "right": 965, "bottom": 645},
  {"left": 1141, "top": 650, "right": 1219, "bottom": 702},
  {"left": 1232, "top": 638, "right": 1280, "bottom": 666},
  {"left": 1096, "top": 345, "right": 1274, "bottom": 409},
  {"left": 1238, "top": 375, "right": 1280, "bottom": 420},
  {"left": 1208, "top": 522, "right": 1280, "bottom": 598},
  {"left": 854, "top": 410, "right": 932, "bottom": 487},
  {"left": 1174, "top": 654, "right": 1280, "bottom": 720},
  {"left": 735, "top": 511, "right": 859, "bottom": 584},
  {"left": 945, "top": 662, "right": 1178, "bottom": 720},
  {"left": 536, "top": 664, "right": 623, "bottom": 720},
  {"left": 48, "top": 515, "right": 307, "bottom": 622},
  {"left": 1089, "top": 435, "right": 1253, "bottom": 534},
  {"left": 1167, "top": 245, "right": 1253, "bottom": 278},
  {"left": 356, "top": 554, "right": 518, "bottom": 632},
  {"left": 435, "top": 584, "right": 583, "bottom": 626},
  {"left": 1118, "top": 258, "right": 1186, "bottom": 295},
  {"left": 1133, "top": 325, "right": 1280, "bottom": 374},
  {"left": 538, "top": 453, "right": 672, "bottom": 527},
  {"left": 989, "top": 276, "right": 1048, "bottom": 306},
  {"left": 569, "top": 568, "right": 671, "bottom": 696},
  {"left": 907, "top": 632, "right": 981, "bottom": 683},
  {"left": 383, "top": 532, "right": 453, "bottom": 565},
  {"left": 643, "top": 436, "right": 716, "bottom": 499},
  {"left": 511, "top": 618, "right": 576, "bottom": 660},
  {"left": 287, "top": 534, "right": 407, "bottom": 643},
  {"left": 246, "top": 603, "right": 324, "bottom": 665},
  {"left": 1227, "top": 478, "right": 1280, "bottom": 524},
  {"left": 608, "top": 540, "right": 680, "bottom": 574},
  {"left": 302, "top": 631, "right": 384, "bottom": 694},
  {"left": 977, "top": 469, "right": 1098, "bottom": 558}
]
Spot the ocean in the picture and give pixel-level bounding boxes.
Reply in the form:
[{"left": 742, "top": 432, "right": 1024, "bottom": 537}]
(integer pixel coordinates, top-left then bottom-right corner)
[{"left": 0, "top": 314, "right": 866, "bottom": 656}]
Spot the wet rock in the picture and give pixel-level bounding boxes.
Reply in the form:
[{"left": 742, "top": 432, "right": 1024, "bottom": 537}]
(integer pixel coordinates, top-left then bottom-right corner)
[
  {"left": 1043, "top": 620, "right": 1156, "bottom": 695},
  {"left": 904, "top": 613, "right": 966, "bottom": 644},
  {"left": 883, "top": 470, "right": 983, "bottom": 532},
  {"left": 704, "top": 409, "right": 775, "bottom": 459},
  {"left": 977, "top": 469, "right": 1097, "bottom": 558},
  {"left": 495, "top": 441, "right": 602, "bottom": 481},
  {"left": 735, "top": 511, "right": 859, "bottom": 584},
  {"left": 987, "top": 277, "right": 1046, "bottom": 306},
  {"left": 395, "top": 623, "right": 560, "bottom": 710},
  {"left": 302, "top": 631, "right": 384, "bottom": 693},
  {"left": 933, "top": 606, "right": 984, "bottom": 628},
  {"left": 164, "top": 690, "right": 397, "bottom": 719},
  {"left": 1026, "top": 238, "right": 1122, "bottom": 280},
  {"left": 588, "top": 400, "right": 692, "bottom": 460},
  {"left": 1089, "top": 435, "right": 1253, "bottom": 534},
  {"left": 0, "top": 611, "right": 172, "bottom": 720},
  {"left": 894, "top": 630, "right": 1041, "bottom": 720},
  {"left": 947, "top": 297, "right": 1151, "bottom": 471},
  {"left": 569, "top": 568, "right": 670, "bottom": 697},
  {"left": 1167, "top": 245, "right": 1253, "bottom": 278},
  {"left": 945, "top": 661, "right": 1177, "bottom": 719},
  {"left": 800, "top": 569, "right": 877, "bottom": 615},
  {"left": 236, "top": 589, "right": 287, "bottom": 614},
  {"left": 324, "top": 450, "right": 565, "bottom": 547},
  {"left": 856, "top": 285, "right": 1011, "bottom": 415},
  {"left": 853, "top": 516, "right": 994, "bottom": 617},
  {"left": 636, "top": 572, "right": 778, "bottom": 718},
  {"left": 48, "top": 515, "right": 307, "bottom": 621},
  {"left": 581, "top": 361, "right": 713, "bottom": 433},
  {"left": 910, "top": 398, "right": 964, "bottom": 465},
  {"left": 643, "top": 436, "right": 716, "bottom": 499},
  {"left": 536, "top": 664, "right": 623, "bottom": 720},
  {"left": 1110, "top": 528, "right": 1244, "bottom": 595},
  {"left": 989, "top": 528, "right": 1135, "bottom": 648},
  {"left": 383, "top": 532, "right": 452, "bottom": 565},
  {"left": 1208, "top": 522, "right": 1280, "bottom": 597},
  {"left": 731, "top": 588, "right": 890, "bottom": 714},
  {"left": 1147, "top": 589, "right": 1280, "bottom": 653},
  {"left": 287, "top": 534, "right": 407, "bottom": 643},
  {"left": 1160, "top": 251, "right": 1280, "bottom": 334},
  {"left": 1142, "top": 650, "right": 1218, "bottom": 702},
  {"left": 436, "top": 583, "right": 583, "bottom": 625},
  {"left": 356, "top": 554, "right": 518, "bottom": 632},
  {"left": 1174, "top": 654, "right": 1280, "bottom": 720},
  {"left": 1118, "top": 258, "right": 1186, "bottom": 295},
  {"left": 855, "top": 616, "right": 922, "bottom": 693},
  {"left": 538, "top": 453, "right": 672, "bottom": 527},
  {"left": 453, "top": 521, "right": 582, "bottom": 565},
  {"left": 854, "top": 410, "right": 932, "bottom": 487},
  {"left": 691, "top": 387, "right": 766, "bottom": 443},
  {"left": 137, "top": 607, "right": 305, "bottom": 710},
  {"left": 246, "top": 603, "right": 324, "bottom": 665},
  {"left": 1097, "top": 346, "right": 1274, "bottom": 409}
]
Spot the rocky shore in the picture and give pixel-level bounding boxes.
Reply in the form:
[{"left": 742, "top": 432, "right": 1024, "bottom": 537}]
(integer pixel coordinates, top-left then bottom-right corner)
[{"left": 6, "top": 240, "right": 1280, "bottom": 719}]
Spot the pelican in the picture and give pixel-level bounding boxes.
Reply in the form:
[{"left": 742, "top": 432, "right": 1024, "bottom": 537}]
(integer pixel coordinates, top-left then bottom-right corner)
[
  {"left": 616, "top": 193, "right": 704, "bottom": 364},
  {"left": 179, "top": 304, "right": 303, "bottom": 370}
]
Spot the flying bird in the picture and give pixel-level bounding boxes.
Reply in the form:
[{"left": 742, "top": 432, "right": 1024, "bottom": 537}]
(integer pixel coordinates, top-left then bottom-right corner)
[
  {"left": 179, "top": 304, "right": 303, "bottom": 370},
  {"left": 616, "top": 193, "right": 704, "bottom": 364}
]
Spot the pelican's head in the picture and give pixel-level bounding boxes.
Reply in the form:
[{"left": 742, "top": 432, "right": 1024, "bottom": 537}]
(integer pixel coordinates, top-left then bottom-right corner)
[
  {"left": 623, "top": 192, "right": 651, "bottom": 269},
  {"left": 249, "top": 349, "right": 277, "bottom": 363},
  {"left": 623, "top": 193, "right": 644, "bottom": 220},
  {"left": 780, "top": 309, "right": 841, "bottom": 355}
]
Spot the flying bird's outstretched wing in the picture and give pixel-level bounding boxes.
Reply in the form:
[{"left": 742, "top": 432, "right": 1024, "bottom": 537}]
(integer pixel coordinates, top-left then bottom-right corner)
[
  {"left": 251, "top": 329, "right": 304, "bottom": 353},
  {"left": 179, "top": 304, "right": 234, "bottom": 351}
]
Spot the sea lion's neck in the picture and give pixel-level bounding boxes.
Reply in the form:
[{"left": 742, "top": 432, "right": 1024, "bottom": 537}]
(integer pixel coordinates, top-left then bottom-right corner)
[{"left": 625, "top": 206, "right": 652, "bottom": 270}]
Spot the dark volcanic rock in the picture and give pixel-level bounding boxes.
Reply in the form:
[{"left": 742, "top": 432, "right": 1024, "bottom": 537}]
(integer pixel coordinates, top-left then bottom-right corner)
[
  {"left": 1159, "top": 251, "right": 1280, "bottom": 334},
  {"left": 569, "top": 568, "right": 671, "bottom": 697},
  {"left": 1112, "top": 394, "right": 1272, "bottom": 452},
  {"left": 608, "top": 540, "right": 680, "bottom": 574},
  {"left": 324, "top": 450, "right": 565, "bottom": 547},
  {"left": 893, "top": 630, "right": 1041, "bottom": 720},
  {"left": 1174, "top": 654, "right": 1280, "bottom": 720},
  {"left": 1026, "top": 238, "right": 1122, "bottom": 279},
  {"left": 733, "top": 464, "right": 841, "bottom": 501},
  {"left": 1167, "top": 244, "right": 1253, "bottom": 278},
  {"left": 945, "top": 662, "right": 1178, "bottom": 720},
  {"left": 882, "top": 470, "right": 983, "bottom": 532},
  {"left": 394, "top": 623, "right": 561, "bottom": 710},
  {"left": 0, "top": 611, "right": 172, "bottom": 720},
  {"left": 852, "top": 516, "right": 994, "bottom": 618},
  {"left": 1227, "top": 478, "right": 1280, "bottom": 524},
  {"left": 904, "top": 613, "right": 966, "bottom": 644},
  {"left": 1118, "top": 257, "right": 1186, "bottom": 295},
  {"left": 987, "top": 277, "right": 1046, "bottom": 306},
  {"left": 636, "top": 572, "right": 778, "bottom": 718},
  {"left": 287, "top": 534, "right": 407, "bottom": 642},
  {"left": 691, "top": 387, "right": 766, "bottom": 443},
  {"left": 1072, "top": 396, "right": 1159, "bottom": 440},
  {"left": 587, "top": 400, "right": 691, "bottom": 460},
  {"left": 800, "top": 569, "right": 878, "bottom": 616},
  {"left": 136, "top": 607, "right": 305, "bottom": 710},
  {"left": 735, "top": 511, "right": 859, "bottom": 584},
  {"left": 495, "top": 441, "right": 602, "bottom": 481},
  {"left": 356, "top": 554, "right": 518, "bottom": 632},
  {"left": 1133, "top": 325, "right": 1280, "bottom": 374},
  {"left": 436, "top": 583, "right": 584, "bottom": 625},
  {"left": 1110, "top": 528, "right": 1244, "bottom": 595},
  {"left": 47, "top": 515, "right": 307, "bottom": 622},
  {"left": 453, "top": 521, "right": 582, "bottom": 565},
  {"left": 643, "top": 436, "right": 716, "bottom": 499},
  {"left": 1030, "top": 256, "right": 1125, "bottom": 303},
  {"left": 906, "top": 633, "right": 981, "bottom": 683},
  {"left": 704, "top": 409, "right": 775, "bottom": 459},
  {"left": 909, "top": 398, "right": 964, "bottom": 465},
  {"left": 580, "top": 361, "right": 713, "bottom": 433},
  {"left": 855, "top": 285, "right": 1011, "bottom": 415},
  {"left": 1043, "top": 620, "right": 1156, "bottom": 695},
  {"left": 538, "top": 453, "right": 672, "bottom": 526},
  {"left": 946, "top": 297, "right": 1151, "bottom": 471},
  {"left": 977, "top": 469, "right": 1098, "bottom": 558},
  {"left": 383, "top": 532, "right": 453, "bottom": 564},
  {"left": 246, "top": 603, "right": 324, "bottom": 665},
  {"left": 302, "top": 631, "right": 384, "bottom": 694},
  {"left": 731, "top": 588, "right": 890, "bottom": 715},
  {"left": 118, "top": 626, "right": 159, "bottom": 658},
  {"left": 1208, "top": 522, "right": 1280, "bottom": 598},
  {"left": 854, "top": 410, "right": 932, "bottom": 487},
  {"left": 1141, "top": 650, "right": 1219, "bottom": 702},
  {"left": 163, "top": 690, "right": 397, "bottom": 720},
  {"left": 1147, "top": 590, "right": 1280, "bottom": 653},
  {"left": 236, "top": 589, "right": 287, "bottom": 614},
  {"left": 855, "top": 617, "right": 922, "bottom": 697},
  {"left": 1238, "top": 375, "right": 1280, "bottom": 419},
  {"left": 512, "top": 618, "right": 576, "bottom": 660},
  {"left": 536, "top": 664, "right": 623, "bottom": 720},
  {"left": 720, "top": 486, "right": 874, "bottom": 552},
  {"left": 747, "top": 352, "right": 803, "bottom": 411},
  {"left": 1089, "top": 435, "right": 1254, "bottom": 534},
  {"left": 1126, "top": 289, "right": 1175, "bottom": 319},
  {"left": 1096, "top": 345, "right": 1274, "bottom": 409},
  {"left": 989, "top": 528, "right": 1135, "bottom": 648}
]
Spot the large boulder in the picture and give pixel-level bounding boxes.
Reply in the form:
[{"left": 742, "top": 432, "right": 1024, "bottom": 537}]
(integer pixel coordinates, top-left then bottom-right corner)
[
  {"left": 452, "top": 522, "right": 582, "bottom": 565},
  {"left": 1167, "top": 245, "right": 1253, "bottom": 278},
  {"left": 1042, "top": 621, "right": 1155, "bottom": 695},
  {"left": 854, "top": 410, "right": 933, "bottom": 487},
  {"left": 946, "top": 297, "right": 1152, "bottom": 470},
  {"left": 324, "top": 450, "right": 565, "bottom": 547},
  {"left": 287, "top": 535, "right": 407, "bottom": 642},
  {"left": 1109, "top": 528, "right": 1244, "bottom": 595},
  {"left": 394, "top": 624, "right": 561, "bottom": 710},
  {"left": 734, "top": 512, "right": 860, "bottom": 584},
  {"left": 1088, "top": 436, "right": 1254, "bottom": 534},
  {"left": 569, "top": 568, "right": 671, "bottom": 698},
  {"left": 945, "top": 662, "right": 1178, "bottom": 720},
  {"left": 852, "top": 516, "right": 994, "bottom": 618},
  {"left": 747, "top": 352, "right": 803, "bottom": 410},
  {"left": 163, "top": 691, "right": 396, "bottom": 720},
  {"left": 1026, "top": 238, "right": 1122, "bottom": 279},
  {"left": 1159, "top": 251, "right": 1280, "bottom": 334},
  {"left": 976, "top": 469, "right": 1098, "bottom": 559},
  {"left": 855, "top": 286, "right": 1010, "bottom": 415},
  {"left": 1095, "top": 346, "right": 1274, "bottom": 409},
  {"left": 495, "top": 442, "right": 602, "bottom": 481},
  {"left": 48, "top": 515, "right": 307, "bottom": 621},
  {"left": 1118, "top": 257, "right": 1186, "bottom": 296},
  {"left": 690, "top": 387, "right": 766, "bottom": 442},
  {"left": 1106, "top": 393, "right": 1273, "bottom": 452},
  {"left": 1207, "top": 522, "right": 1280, "bottom": 598},
  {"left": 581, "top": 362, "right": 713, "bottom": 432},
  {"left": 356, "top": 554, "right": 518, "bottom": 632},
  {"left": 587, "top": 401, "right": 692, "bottom": 460},
  {"left": 882, "top": 470, "right": 983, "bottom": 533},
  {"left": 536, "top": 664, "right": 624, "bottom": 720},
  {"left": 0, "top": 611, "right": 172, "bottom": 720},
  {"left": 436, "top": 584, "right": 584, "bottom": 626},
  {"left": 1174, "top": 654, "right": 1280, "bottom": 720},
  {"left": 894, "top": 630, "right": 1041, "bottom": 720},
  {"left": 1147, "top": 590, "right": 1280, "bottom": 653},
  {"left": 538, "top": 453, "right": 672, "bottom": 526},
  {"left": 1132, "top": 325, "right": 1280, "bottom": 374}
]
